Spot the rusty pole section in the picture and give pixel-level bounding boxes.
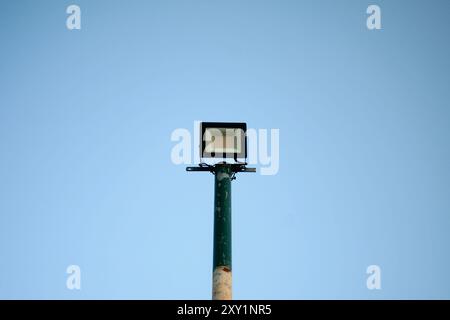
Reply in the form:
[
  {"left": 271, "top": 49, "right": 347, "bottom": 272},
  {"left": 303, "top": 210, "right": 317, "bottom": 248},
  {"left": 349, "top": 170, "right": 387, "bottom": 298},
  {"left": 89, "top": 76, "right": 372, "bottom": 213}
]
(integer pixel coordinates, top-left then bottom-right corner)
[{"left": 212, "top": 164, "right": 232, "bottom": 300}]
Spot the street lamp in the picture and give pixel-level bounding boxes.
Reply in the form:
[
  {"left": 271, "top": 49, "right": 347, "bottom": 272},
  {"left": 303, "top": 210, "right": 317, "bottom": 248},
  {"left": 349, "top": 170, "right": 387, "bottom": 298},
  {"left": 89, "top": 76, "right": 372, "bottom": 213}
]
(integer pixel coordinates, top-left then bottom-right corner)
[{"left": 187, "top": 122, "right": 255, "bottom": 300}]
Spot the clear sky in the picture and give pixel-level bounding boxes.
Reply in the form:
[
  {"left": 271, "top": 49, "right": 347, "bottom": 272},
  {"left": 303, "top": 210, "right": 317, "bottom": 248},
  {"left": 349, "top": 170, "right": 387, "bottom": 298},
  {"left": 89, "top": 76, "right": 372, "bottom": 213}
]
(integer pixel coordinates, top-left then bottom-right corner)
[{"left": 1, "top": 0, "right": 450, "bottom": 299}]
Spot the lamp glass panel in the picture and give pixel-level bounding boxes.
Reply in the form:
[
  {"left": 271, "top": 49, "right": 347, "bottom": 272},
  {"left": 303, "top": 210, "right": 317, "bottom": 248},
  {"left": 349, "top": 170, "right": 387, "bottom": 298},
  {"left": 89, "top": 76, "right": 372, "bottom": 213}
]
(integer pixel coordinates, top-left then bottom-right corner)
[{"left": 203, "top": 128, "right": 244, "bottom": 154}]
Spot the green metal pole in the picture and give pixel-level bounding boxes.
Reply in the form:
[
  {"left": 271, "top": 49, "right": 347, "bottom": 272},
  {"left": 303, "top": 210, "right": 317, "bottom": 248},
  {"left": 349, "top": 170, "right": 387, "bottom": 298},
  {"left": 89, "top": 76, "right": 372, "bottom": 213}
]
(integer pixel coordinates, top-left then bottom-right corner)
[{"left": 212, "top": 164, "right": 232, "bottom": 300}]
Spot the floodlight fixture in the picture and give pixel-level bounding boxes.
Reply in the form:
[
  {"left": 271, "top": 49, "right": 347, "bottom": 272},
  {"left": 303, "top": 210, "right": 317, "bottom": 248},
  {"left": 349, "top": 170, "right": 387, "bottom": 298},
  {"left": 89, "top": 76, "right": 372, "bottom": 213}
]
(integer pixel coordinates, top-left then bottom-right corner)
[{"left": 200, "top": 122, "right": 247, "bottom": 161}]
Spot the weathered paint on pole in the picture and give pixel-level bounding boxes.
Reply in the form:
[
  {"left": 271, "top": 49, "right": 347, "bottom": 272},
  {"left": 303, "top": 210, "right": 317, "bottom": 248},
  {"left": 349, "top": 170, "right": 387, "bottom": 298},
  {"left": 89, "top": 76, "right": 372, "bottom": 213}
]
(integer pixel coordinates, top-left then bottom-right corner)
[{"left": 212, "top": 164, "right": 232, "bottom": 300}]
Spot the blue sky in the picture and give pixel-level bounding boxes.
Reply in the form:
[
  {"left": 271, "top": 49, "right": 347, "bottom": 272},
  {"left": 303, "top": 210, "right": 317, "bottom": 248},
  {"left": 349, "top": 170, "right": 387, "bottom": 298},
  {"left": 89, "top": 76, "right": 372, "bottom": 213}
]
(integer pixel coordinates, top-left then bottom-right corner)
[{"left": 1, "top": 0, "right": 450, "bottom": 299}]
